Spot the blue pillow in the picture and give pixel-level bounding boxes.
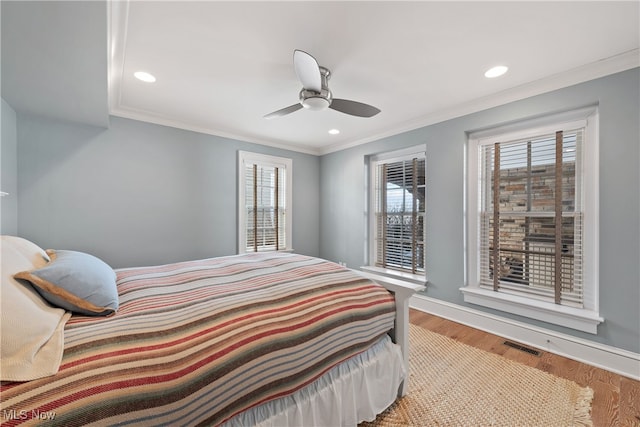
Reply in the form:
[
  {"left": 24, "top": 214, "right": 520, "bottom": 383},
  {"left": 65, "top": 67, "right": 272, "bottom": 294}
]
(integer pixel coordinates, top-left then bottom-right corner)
[{"left": 15, "top": 250, "right": 118, "bottom": 316}]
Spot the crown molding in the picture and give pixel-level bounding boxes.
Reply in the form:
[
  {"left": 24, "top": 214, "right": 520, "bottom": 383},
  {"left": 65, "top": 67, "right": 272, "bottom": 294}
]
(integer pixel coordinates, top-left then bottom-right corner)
[
  {"left": 110, "top": 106, "right": 322, "bottom": 156},
  {"left": 107, "top": 0, "right": 129, "bottom": 114},
  {"left": 319, "top": 49, "right": 639, "bottom": 155},
  {"left": 108, "top": 18, "right": 637, "bottom": 159}
]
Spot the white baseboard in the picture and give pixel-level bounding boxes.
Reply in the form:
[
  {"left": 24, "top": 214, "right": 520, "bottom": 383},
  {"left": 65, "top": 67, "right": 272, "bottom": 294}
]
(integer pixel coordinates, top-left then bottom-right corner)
[{"left": 410, "top": 294, "right": 640, "bottom": 381}]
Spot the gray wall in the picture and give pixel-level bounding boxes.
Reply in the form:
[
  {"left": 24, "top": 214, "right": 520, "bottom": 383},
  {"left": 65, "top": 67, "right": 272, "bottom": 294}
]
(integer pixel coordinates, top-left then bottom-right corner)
[
  {"left": 7, "top": 68, "right": 639, "bottom": 352},
  {"left": 1, "top": 99, "right": 18, "bottom": 234},
  {"left": 319, "top": 68, "right": 640, "bottom": 353},
  {"left": 16, "top": 115, "right": 320, "bottom": 268}
]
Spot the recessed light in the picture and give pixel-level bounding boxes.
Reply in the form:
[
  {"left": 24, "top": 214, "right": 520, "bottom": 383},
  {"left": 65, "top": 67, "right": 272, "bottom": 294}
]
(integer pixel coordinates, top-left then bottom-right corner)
[
  {"left": 328, "top": 129, "right": 340, "bottom": 135},
  {"left": 484, "top": 65, "right": 508, "bottom": 78},
  {"left": 134, "top": 71, "right": 156, "bottom": 83}
]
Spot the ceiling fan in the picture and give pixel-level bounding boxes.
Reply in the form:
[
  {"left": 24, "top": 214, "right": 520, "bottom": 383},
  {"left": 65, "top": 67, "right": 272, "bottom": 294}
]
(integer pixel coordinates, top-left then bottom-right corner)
[{"left": 264, "top": 50, "right": 381, "bottom": 119}]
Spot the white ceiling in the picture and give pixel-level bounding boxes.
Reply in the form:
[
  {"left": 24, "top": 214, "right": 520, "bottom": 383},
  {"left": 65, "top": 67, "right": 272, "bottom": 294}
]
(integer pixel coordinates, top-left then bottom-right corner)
[
  {"left": 109, "top": 1, "right": 639, "bottom": 155},
  {"left": 3, "top": 2, "right": 638, "bottom": 156}
]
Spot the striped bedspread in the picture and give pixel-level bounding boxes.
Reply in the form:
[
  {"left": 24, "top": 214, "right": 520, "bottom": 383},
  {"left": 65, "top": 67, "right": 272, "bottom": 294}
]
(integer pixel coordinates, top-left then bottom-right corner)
[{"left": 0, "top": 252, "right": 395, "bottom": 426}]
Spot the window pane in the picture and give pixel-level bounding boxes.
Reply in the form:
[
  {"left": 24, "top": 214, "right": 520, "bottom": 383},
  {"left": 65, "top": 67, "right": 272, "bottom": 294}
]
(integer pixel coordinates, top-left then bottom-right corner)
[
  {"left": 374, "top": 156, "right": 426, "bottom": 274},
  {"left": 479, "top": 129, "right": 583, "bottom": 306},
  {"left": 245, "top": 163, "right": 287, "bottom": 251}
]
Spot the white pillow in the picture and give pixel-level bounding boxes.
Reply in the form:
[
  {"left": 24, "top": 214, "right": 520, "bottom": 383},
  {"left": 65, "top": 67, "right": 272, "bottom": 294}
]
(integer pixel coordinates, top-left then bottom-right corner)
[{"left": 1, "top": 235, "right": 71, "bottom": 381}]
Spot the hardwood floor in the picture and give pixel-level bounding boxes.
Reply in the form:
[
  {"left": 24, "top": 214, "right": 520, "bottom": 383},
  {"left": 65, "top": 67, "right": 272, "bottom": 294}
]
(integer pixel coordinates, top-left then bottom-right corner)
[{"left": 409, "top": 309, "right": 640, "bottom": 427}]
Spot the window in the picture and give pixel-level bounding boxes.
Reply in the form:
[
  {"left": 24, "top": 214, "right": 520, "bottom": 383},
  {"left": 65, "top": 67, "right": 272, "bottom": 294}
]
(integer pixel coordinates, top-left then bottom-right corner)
[
  {"left": 238, "top": 151, "right": 292, "bottom": 253},
  {"left": 367, "top": 146, "right": 426, "bottom": 280},
  {"left": 463, "top": 107, "right": 602, "bottom": 333}
]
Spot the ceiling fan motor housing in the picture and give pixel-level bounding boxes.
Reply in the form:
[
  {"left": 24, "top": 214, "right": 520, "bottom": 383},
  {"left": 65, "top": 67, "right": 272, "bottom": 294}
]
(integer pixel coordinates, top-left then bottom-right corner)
[
  {"left": 299, "top": 66, "right": 332, "bottom": 111},
  {"left": 299, "top": 88, "right": 332, "bottom": 110}
]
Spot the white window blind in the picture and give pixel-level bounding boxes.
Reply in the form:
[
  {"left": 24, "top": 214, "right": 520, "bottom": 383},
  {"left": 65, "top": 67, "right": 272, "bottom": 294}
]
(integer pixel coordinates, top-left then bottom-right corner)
[
  {"left": 238, "top": 152, "right": 292, "bottom": 253},
  {"left": 478, "top": 129, "right": 584, "bottom": 307},
  {"left": 464, "top": 107, "right": 601, "bottom": 333},
  {"left": 372, "top": 151, "right": 426, "bottom": 275}
]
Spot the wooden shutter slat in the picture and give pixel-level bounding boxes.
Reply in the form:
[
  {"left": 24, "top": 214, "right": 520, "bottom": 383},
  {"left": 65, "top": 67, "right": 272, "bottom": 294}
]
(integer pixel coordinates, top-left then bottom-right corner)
[
  {"left": 492, "top": 143, "right": 500, "bottom": 292},
  {"left": 253, "top": 164, "right": 258, "bottom": 252},
  {"left": 554, "top": 131, "right": 563, "bottom": 304}
]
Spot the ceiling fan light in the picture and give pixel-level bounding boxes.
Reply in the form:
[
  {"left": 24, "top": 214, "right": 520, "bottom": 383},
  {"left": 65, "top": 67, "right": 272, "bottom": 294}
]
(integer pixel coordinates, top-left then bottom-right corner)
[{"left": 301, "top": 96, "right": 330, "bottom": 111}]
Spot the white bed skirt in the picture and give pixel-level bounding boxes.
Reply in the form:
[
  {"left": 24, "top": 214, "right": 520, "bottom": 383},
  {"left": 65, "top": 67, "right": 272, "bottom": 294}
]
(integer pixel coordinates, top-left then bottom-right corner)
[{"left": 223, "top": 334, "right": 405, "bottom": 427}]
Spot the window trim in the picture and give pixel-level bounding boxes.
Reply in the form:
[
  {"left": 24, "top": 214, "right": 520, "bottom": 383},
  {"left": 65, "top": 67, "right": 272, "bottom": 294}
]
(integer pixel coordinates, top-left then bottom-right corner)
[
  {"left": 237, "top": 151, "right": 293, "bottom": 254},
  {"left": 367, "top": 145, "right": 427, "bottom": 283},
  {"left": 462, "top": 107, "right": 602, "bottom": 333}
]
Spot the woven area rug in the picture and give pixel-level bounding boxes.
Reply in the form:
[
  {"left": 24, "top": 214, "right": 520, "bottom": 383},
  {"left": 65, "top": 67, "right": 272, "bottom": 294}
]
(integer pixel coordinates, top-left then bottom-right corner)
[{"left": 363, "top": 324, "right": 593, "bottom": 426}]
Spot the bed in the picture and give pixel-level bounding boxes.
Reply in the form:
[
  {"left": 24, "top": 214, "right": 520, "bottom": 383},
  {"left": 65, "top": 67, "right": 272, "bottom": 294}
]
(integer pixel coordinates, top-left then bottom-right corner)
[{"left": 1, "top": 235, "right": 412, "bottom": 426}]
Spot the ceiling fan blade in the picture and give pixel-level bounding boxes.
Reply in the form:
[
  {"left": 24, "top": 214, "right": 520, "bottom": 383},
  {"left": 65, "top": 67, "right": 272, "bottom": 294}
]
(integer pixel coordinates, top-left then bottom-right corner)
[
  {"left": 293, "top": 50, "right": 322, "bottom": 93},
  {"left": 329, "top": 99, "right": 381, "bottom": 118},
  {"left": 264, "top": 103, "right": 303, "bottom": 119}
]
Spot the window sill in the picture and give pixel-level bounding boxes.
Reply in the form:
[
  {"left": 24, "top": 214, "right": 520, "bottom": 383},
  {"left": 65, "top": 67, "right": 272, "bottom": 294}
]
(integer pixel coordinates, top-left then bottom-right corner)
[
  {"left": 239, "top": 248, "right": 294, "bottom": 254},
  {"left": 460, "top": 286, "right": 603, "bottom": 334},
  {"left": 360, "top": 266, "right": 427, "bottom": 287}
]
